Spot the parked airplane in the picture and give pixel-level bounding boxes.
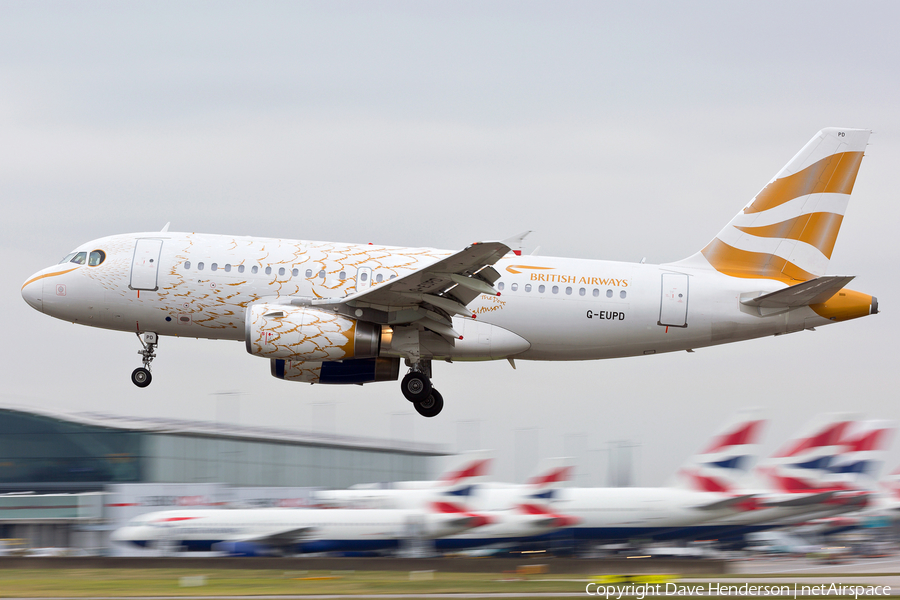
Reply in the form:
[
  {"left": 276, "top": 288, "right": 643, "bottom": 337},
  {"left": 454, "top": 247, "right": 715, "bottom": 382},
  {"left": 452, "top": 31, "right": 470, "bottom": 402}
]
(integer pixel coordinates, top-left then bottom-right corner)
[
  {"left": 469, "top": 410, "right": 766, "bottom": 545},
  {"left": 110, "top": 502, "right": 489, "bottom": 556},
  {"left": 21, "top": 128, "right": 877, "bottom": 416},
  {"left": 663, "top": 414, "right": 894, "bottom": 542}
]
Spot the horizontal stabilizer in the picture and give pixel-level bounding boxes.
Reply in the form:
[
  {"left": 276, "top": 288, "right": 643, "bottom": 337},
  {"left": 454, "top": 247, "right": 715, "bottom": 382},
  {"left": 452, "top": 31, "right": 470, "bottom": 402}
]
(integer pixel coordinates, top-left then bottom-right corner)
[{"left": 741, "top": 275, "right": 855, "bottom": 309}]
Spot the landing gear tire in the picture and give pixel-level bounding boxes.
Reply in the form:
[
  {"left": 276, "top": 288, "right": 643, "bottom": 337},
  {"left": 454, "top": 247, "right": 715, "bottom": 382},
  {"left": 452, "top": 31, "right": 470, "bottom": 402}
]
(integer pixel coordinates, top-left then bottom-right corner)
[
  {"left": 401, "top": 371, "right": 432, "bottom": 403},
  {"left": 414, "top": 389, "right": 443, "bottom": 418},
  {"left": 131, "top": 367, "right": 152, "bottom": 388}
]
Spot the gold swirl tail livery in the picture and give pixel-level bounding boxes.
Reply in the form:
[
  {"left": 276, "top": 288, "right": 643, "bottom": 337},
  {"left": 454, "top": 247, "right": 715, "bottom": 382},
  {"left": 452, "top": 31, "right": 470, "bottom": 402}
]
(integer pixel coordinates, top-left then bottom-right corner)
[{"left": 22, "top": 128, "right": 877, "bottom": 417}]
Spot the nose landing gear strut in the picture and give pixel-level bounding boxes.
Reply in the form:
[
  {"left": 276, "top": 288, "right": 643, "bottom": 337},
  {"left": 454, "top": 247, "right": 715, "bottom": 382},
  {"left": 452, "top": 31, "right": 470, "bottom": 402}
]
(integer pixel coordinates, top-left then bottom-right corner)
[{"left": 131, "top": 332, "right": 158, "bottom": 388}]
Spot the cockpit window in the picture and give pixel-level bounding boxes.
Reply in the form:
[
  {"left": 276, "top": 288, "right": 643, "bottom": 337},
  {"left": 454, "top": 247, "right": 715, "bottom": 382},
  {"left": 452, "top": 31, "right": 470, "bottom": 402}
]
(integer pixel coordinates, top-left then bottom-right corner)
[
  {"left": 88, "top": 250, "right": 106, "bottom": 267},
  {"left": 59, "top": 253, "right": 77, "bottom": 264},
  {"left": 70, "top": 252, "right": 87, "bottom": 265}
]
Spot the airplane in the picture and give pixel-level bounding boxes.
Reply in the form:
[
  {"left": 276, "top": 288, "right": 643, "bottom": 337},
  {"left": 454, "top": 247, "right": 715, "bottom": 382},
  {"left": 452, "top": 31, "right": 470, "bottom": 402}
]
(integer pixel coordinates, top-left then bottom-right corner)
[
  {"left": 466, "top": 410, "right": 766, "bottom": 547},
  {"left": 110, "top": 502, "right": 490, "bottom": 556},
  {"left": 21, "top": 128, "right": 877, "bottom": 417},
  {"left": 660, "top": 414, "right": 895, "bottom": 542}
]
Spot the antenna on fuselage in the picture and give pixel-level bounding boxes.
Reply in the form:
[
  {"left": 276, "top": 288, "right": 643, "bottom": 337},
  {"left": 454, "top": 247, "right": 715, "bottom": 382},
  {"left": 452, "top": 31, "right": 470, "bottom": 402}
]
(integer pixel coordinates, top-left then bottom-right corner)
[{"left": 160, "top": 222, "right": 171, "bottom": 233}]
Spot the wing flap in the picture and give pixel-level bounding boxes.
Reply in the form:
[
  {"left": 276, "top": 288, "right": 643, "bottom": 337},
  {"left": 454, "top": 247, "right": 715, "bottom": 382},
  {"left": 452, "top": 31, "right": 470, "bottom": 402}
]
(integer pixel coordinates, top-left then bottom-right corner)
[
  {"left": 244, "top": 526, "right": 314, "bottom": 548},
  {"left": 322, "top": 241, "right": 510, "bottom": 322}
]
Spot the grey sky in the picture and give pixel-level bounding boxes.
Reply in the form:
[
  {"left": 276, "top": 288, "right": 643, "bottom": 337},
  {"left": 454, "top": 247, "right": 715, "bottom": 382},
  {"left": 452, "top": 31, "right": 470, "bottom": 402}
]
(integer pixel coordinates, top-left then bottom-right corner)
[{"left": 3, "top": 1, "right": 900, "bottom": 485}]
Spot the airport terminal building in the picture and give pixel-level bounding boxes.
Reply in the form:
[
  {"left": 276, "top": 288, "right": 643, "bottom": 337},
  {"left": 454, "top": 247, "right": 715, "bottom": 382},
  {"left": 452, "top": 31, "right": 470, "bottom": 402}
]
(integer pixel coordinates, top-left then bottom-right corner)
[{"left": 0, "top": 405, "right": 446, "bottom": 554}]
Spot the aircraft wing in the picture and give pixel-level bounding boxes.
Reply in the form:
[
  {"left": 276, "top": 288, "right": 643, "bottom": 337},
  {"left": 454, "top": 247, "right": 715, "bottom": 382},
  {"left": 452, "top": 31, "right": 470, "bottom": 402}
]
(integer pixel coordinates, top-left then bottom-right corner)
[
  {"left": 760, "top": 491, "right": 836, "bottom": 508},
  {"left": 305, "top": 240, "right": 511, "bottom": 336},
  {"left": 693, "top": 494, "right": 757, "bottom": 511},
  {"left": 244, "top": 526, "right": 314, "bottom": 548},
  {"left": 741, "top": 276, "right": 855, "bottom": 309}
]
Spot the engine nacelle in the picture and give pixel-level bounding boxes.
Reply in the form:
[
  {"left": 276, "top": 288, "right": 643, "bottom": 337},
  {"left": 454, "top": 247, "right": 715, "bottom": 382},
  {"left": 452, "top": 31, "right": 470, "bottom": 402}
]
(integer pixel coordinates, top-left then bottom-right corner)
[
  {"left": 245, "top": 304, "right": 380, "bottom": 361},
  {"left": 272, "top": 357, "right": 400, "bottom": 385}
]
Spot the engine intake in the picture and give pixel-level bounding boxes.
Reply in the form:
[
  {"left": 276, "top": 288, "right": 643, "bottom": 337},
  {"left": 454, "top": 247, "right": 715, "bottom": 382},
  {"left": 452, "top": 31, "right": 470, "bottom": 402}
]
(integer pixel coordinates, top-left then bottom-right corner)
[{"left": 245, "top": 304, "right": 380, "bottom": 361}]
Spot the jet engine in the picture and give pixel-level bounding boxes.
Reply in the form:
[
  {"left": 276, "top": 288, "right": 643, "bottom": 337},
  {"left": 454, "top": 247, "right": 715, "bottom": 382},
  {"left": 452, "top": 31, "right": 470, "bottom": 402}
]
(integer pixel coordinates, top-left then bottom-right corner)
[
  {"left": 271, "top": 357, "right": 400, "bottom": 385},
  {"left": 245, "top": 304, "right": 381, "bottom": 362}
]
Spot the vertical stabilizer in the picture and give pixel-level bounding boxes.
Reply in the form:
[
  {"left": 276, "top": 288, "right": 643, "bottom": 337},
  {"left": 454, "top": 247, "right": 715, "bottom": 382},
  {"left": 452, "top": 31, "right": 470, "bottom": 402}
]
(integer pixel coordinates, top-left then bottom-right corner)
[
  {"left": 675, "top": 408, "right": 766, "bottom": 492},
  {"left": 677, "top": 128, "right": 870, "bottom": 283}
]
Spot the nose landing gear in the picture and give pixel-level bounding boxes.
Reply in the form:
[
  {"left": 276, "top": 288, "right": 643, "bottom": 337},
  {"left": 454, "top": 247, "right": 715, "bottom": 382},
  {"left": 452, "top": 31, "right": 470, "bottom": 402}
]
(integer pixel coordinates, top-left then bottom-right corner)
[{"left": 132, "top": 332, "right": 158, "bottom": 388}]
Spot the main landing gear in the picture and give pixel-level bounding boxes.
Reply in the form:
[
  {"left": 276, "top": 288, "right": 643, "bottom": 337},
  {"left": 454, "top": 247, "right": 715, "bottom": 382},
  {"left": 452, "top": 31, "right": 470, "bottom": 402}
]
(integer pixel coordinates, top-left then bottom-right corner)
[
  {"left": 131, "top": 332, "right": 158, "bottom": 388},
  {"left": 401, "top": 363, "right": 443, "bottom": 418}
]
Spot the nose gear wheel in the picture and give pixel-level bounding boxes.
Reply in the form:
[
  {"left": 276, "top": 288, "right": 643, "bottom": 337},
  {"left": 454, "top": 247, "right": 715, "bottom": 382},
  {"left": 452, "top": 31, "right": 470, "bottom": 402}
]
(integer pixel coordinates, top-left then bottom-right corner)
[{"left": 132, "top": 332, "right": 158, "bottom": 388}]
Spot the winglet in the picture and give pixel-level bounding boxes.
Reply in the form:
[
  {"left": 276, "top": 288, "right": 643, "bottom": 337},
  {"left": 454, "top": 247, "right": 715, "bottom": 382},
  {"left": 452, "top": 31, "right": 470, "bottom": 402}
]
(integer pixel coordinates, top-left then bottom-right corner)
[{"left": 501, "top": 231, "right": 532, "bottom": 257}]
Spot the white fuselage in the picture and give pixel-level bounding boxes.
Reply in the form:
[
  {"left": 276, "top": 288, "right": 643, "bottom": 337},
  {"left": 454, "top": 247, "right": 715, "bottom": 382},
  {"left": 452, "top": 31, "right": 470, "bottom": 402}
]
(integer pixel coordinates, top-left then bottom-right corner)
[
  {"left": 111, "top": 507, "right": 477, "bottom": 553},
  {"left": 23, "top": 231, "right": 833, "bottom": 363}
]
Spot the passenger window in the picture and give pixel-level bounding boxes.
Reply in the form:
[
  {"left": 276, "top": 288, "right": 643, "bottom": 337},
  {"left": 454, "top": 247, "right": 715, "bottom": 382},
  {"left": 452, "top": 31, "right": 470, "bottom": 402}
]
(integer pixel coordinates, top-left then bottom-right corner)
[
  {"left": 579, "top": 287, "right": 585, "bottom": 296},
  {"left": 390, "top": 274, "right": 396, "bottom": 280},
  {"left": 278, "top": 267, "right": 285, "bottom": 276},
  {"left": 71, "top": 252, "right": 87, "bottom": 265},
  {"left": 525, "top": 284, "right": 532, "bottom": 292},
  {"left": 59, "top": 253, "right": 77, "bottom": 264},
  {"left": 360, "top": 272, "right": 368, "bottom": 282},
  {"left": 339, "top": 271, "right": 346, "bottom": 279},
  {"left": 497, "top": 282, "right": 505, "bottom": 290},
  {"left": 184, "top": 261, "right": 191, "bottom": 270},
  {"left": 606, "top": 289, "right": 613, "bottom": 298},
  {"left": 88, "top": 250, "right": 106, "bottom": 266},
  {"left": 251, "top": 266, "right": 258, "bottom": 274},
  {"left": 238, "top": 265, "right": 245, "bottom": 273},
  {"left": 265, "top": 266, "right": 272, "bottom": 275},
  {"left": 539, "top": 284, "right": 545, "bottom": 293},
  {"left": 511, "top": 283, "right": 518, "bottom": 291},
  {"left": 319, "top": 270, "right": 326, "bottom": 279},
  {"left": 292, "top": 268, "right": 299, "bottom": 277},
  {"left": 593, "top": 289, "right": 599, "bottom": 297},
  {"left": 376, "top": 273, "right": 384, "bottom": 283},
  {"left": 620, "top": 290, "right": 627, "bottom": 299},
  {"left": 213, "top": 263, "right": 220, "bottom": 271},
  {"left": 224, "top": 264, "right": 231, "bottom": 272},
  {"left": 565, "top": 286, "right": 572, "bottom": 295},
  {"left": 552, "top": 285, "right": 559, "bottom": 294},
  {"left": 198, "top": 262, "right": 205, "bottom": 270},
  {"left": 306, "top": 269, "right": 313, "bottom": 278}
]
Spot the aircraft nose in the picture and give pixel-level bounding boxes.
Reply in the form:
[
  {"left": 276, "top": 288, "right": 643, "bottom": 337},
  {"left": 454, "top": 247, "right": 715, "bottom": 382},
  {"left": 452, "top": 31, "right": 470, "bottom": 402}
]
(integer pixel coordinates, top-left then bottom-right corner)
[{"left": 21, "top": 275, "right": 43, "bottom": 313}]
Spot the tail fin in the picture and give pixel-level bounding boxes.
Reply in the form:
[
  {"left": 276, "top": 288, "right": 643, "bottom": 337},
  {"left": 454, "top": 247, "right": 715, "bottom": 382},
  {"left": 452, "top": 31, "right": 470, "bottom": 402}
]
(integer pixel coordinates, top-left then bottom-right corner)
[
  {"left": 523, "top": 457, "right": 575, "bottom": 501},
  {"left": 828, "top": 419, "right": 895, "bottom": 483},
  {"left": 675, "top": 408, "right": 766, "bottom": 493},
  {"left": 679, "top": 128, "right": 870, "bottom": 283},
  {"left": 757, "top": 413, "right": 858, "bottom": 493}
]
